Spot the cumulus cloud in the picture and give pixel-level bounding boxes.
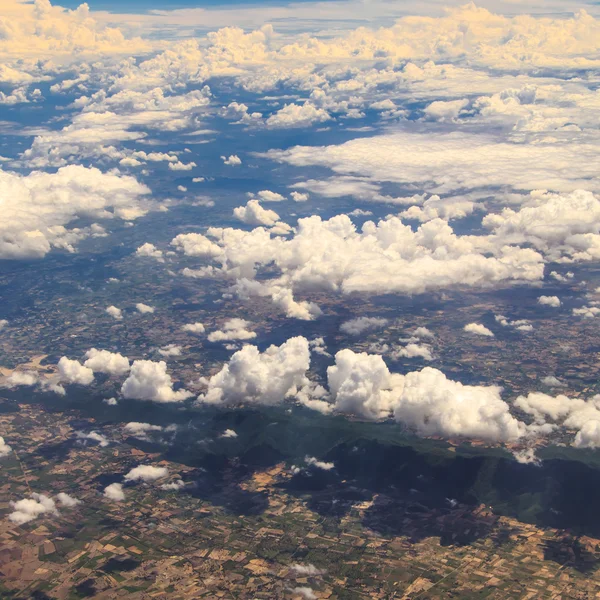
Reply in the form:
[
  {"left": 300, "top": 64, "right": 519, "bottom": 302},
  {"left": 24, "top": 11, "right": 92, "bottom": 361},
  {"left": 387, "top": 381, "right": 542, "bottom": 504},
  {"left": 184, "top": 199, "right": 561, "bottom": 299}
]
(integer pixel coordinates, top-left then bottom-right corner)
[
  {"left": 124, "top": 465, "right": 169, "bottom": 482},
  {"left": 233, "top": 200, "right": 280, "bottom": 227},
  {"left": 182, "top": 322, "right": 205, "bottom": 334},
  {"left": 9, "top": 493, "right": 57, "bottom": 525},
  {"left": 58, "top": 357, "right": 94, "bottom": 385},
  {"left": 290, "top": 564, "right": 326, "bottom": 576},
  {"left": 124, "top": 422, "right": 164, "bottom": 439},
  {"left": 158, "top": 344, "right": 182, "bottom": 357},
  {"left": 106, "top": 306, "right": 123, "bottom": 320},
  {"left": 207, "top": 318, "right": 257, "bottom": 342},
  {"left": 56, "top": 492, "right": 80, "bottom": 507},
  {"left": 160, "top": 479, "right": 186, "bottom": 491},
  {"left": 494, "top": 315, "right": 533, "bottom": 332},
  {"left": 464, "top": 323, "right": 494, "bottom": 337},
  {"left": 174, "top": 215, "right": 542, "bottom": 319},
  {"left": 538, "top": 295, "right": 561, "bottom": 307},
  {"left": 76, "top": 431, "right": 110, "bottom": 447},
  {"left": 304, "top": 456, "right": 334, "bottom": 470},
  {"left": 83, "top": 348, "right": 130, "bottom": 376},
  {"left": 136, "top": 243, "right": 163, "bottom": 260},
  {"left": 222, "top": 155, "right": 241, "bottom": 166},
  {"left": 340, "top": 317, "right": 388, "bottom": 336},
  {"left": 104, "top": 483, "right": 125, "bottom": 502},
  {"left": 328, "top": 349, "right": 525, "bottom": 441},
  {"left": 393, "top": 342, "right": 433, "bottom": 361},
  {"left": 0, "top": 436, "right": 13, "bottom": 458},
  {"left": 136, "top": 303, "right": 155, "bottom": 314},
  {"left": 121, "top": 360, "right": 192, "bottom": 403},
  {"left": 266, "top": 103, "right": 330, "bottom": 129},
  {"left": 198, "top": 337, "right": 310, "bottom": 406},
  {"left": 292, "top": 587, "right": 317, "bottom": 600},
  {"left": 220, "top": 429, "right": 238, "bottom": 438},
  {"left": 0, "top": 166, "right": 150, "bottom": 260},
  {"left": 573, "top": 306, "right": 600, "bottom": 318}
]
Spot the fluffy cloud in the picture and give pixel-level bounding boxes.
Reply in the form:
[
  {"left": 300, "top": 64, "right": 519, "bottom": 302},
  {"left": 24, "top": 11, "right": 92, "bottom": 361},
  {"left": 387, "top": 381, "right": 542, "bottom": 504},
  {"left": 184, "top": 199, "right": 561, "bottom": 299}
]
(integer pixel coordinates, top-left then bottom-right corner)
[
  {"left": 124, "top": 465, "right": 169, "bottom": 482},
  {"left": 8, "top": 493, "right": 57, "bottom": 525},
  {"left": 464, "top": 323, "right": 494, "bottom": 337},
  {"left": 56, "top": 492, "right": 81, "bottom": 507},
  {"left": 182, "top": 322, "right": 205, "bottom": 334},
  {"left": 207, "top": 318, "right": 257, "bottom": 342},
  {"left": 222, "top": 155, "right": 241, "bottom": 166},
  {"left": 0, "top": 166, "right": 150, "bottom": 259},
  {"left": 83, "top": 348, "right": 130, "bottom": 376},
  {"left": 0, "top": 0, "right": 150, "bottom": 63},
  {"left": 106, "top": 306, "right": 123, "bottom": 320},
  {"left": 121, "top": 360, "right": 192, "bottom": 403},
  {"left": 266, "top": 103, "right": 330, "bottom": 129},
  {"left": 0, "top": 436, "right": 13, "bottom": 458},
  {"left": 136, "top": 243, "right": 163, "bottom": 260},
  {"left": 104, "top": 483, "right": 125, "bottom": 502},
  {"left": 199, "top": 336, "right": 310, "bottom": 406},
  {"left": 124, "top": 422, "right": 165, "bottom": 439},
  {"left": 328, "top": 350, "right": 525, "bottom": 441},
  {"left": 158, "top": 344, "right": 182, "bottom": 357},
  {"left": 304, "top": 456, "right": 334, "bottom": 470},
  {"left": 340, "top": 317, "right": 388, "bottom": 336},
  {"left": 394, "top": 342, "right": 433, "bottom": 361},
  {"left": 233, "top": 200, "right": 280, "bottom": 227},
  {"left": 58, "top": 357, "right": 94, "bottom": 385},
  {"left": 538, "top": 295, "right": 561, "bottom": 308},
  {"left": 136, "top": 303, "right": 155, "bottom": 314},
  {"left": 174, "top": 215, "right": 543, "bottom": 319},
  {"left": 76, "top": 431, "right": 110, "bottom": 447}
]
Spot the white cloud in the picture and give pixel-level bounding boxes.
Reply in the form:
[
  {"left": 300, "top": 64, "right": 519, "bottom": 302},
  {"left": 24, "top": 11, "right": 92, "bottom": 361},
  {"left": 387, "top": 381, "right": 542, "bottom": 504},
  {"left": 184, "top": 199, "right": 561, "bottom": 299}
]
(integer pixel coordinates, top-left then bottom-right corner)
[
  {"left": 541, "top": 375, "right": 566, "bottom": 388},
  {"left": 175, "top": 215, "right": 543, "bottom": 319},
  {"left": 220, "top": 429, "right": 238, "bottom": 438},
  {"left": 76, "top": 431, "right": 110, "bottom": 447},
  {"left": 104, "top": 483, "right": 125, "bottom": 502},
  {"left": 106, "top": 306, "right": 123, "bottom": 320},
  {"left": 124, "top": 465, "right": 169, "bottom": 482},
  {"left": 182, "top": 322, "right": 205, "bottom": 334},
  {"left": 494, "top": 315, "right": 533, "bottom": 332},
  {"left": 267, "top": 132, "right": 600, "bottom": 197},
  {"left": 222, "top": 155, "right": 242, "bottom": 166},
  {"left": 573, "top": 306, "right": 600, "bottom": 318},
  {"left": 199, "top": 336, "right": 310, "bottom": 406},
  {"left": 207, "top": 318, "right": 257, "bottom": 342},
  {"left": 290, "top": 564, "right": 325, "bottom": 576},
  {"left": 254, "top": 190, "right": 285, "bottom": 203},
  {"left": 83, "top": 348, "right": 130, "bottom": 376},
  {"left": 0, "top": 166, "right": 150, "bottom": 260},
  {"left": 266, "top": 103, "right": 330, "bottom": 129},
  {"left": 233, "top": 200, "right": 280, "bottom": 227},
  {"left": 291, "top": 191, "right": 309, "bottom": 202},
  {"left": 423, "top": 98, "right": 469, "bottom": 121},
  {"left": 0, "top": 436, "right": 13, "bottom": 458},
  {"left": 292, "top": 587, "right": 317, "bottom": 600},
  {"left": 58, "top": 357, "right": 94, "bottom": 385},
  {"left": 538, "top": 295, "right": 561, "bottom": 308},
  {"left": 136, "top": 303, "right": 155, "bottom": 314},
  {"left": 124, "top": 422, "right": 164, "bottom": 439},
  {"left": 9, "top": 493, "right": 57, "bottom": 525},
  {"left": 158, "top": 344, "right": 182, "bottom": 357},
  {"left": 304, "top": 456, "right": 334, "bottom": 470},
  {"left": 340, "top": 317, "right": 388, "bottom": 336},
  {"left": 160, "top": 479, "right": 186, "bottom": 491},
  {"left": 327, "top": 349, "right": 525, "bottom": 441},
  {"left": 464, "top": 323, "right": 494, "bottom": 337},
  {"left": 56, "top": 492, "right": 80, "bottom": 507},
  {"left": 574, "top": 421, "right": 600, "bottom": 449},
  {"left": 121, "top": 360, "right": 192, "bottom": 403},
  {"left": 0, "top": 319, "right": 7, "bottom": 331},
  {"left": 394, "top": 343, "right": 433, "bottom": 361},
  {"left": 136, "top": 243, "right": 163, "bottom": 260}
]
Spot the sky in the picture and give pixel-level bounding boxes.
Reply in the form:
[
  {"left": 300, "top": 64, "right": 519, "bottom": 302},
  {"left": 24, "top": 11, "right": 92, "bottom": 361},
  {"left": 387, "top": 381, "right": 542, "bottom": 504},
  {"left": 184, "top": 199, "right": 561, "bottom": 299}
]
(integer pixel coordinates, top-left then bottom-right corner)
[{"left": 2, "top": 0, "right": 600, "bottom": 472}]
